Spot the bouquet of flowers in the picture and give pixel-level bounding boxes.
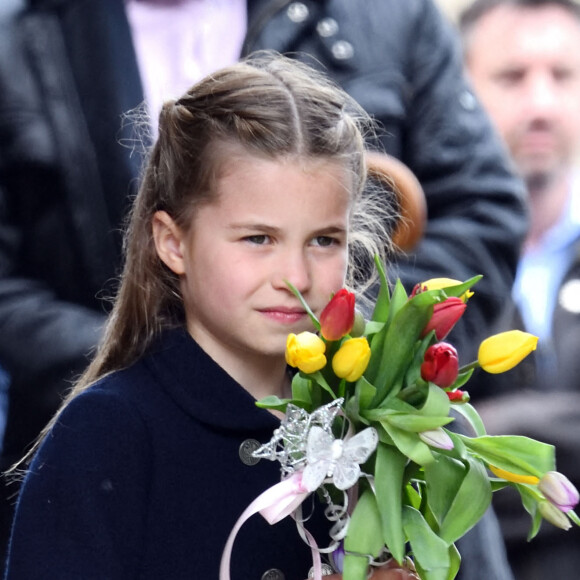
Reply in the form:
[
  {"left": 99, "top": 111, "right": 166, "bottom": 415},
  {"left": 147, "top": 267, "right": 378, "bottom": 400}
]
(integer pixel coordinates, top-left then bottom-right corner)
[{"left": 221, "top": 257, "right": 579, "bottom": 580}]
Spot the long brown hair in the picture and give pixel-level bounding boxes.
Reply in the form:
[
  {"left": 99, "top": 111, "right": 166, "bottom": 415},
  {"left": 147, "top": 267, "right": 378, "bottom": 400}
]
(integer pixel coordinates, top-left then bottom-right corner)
[{"left": 20, "top": 51, "right": 392, "bottom": 467}]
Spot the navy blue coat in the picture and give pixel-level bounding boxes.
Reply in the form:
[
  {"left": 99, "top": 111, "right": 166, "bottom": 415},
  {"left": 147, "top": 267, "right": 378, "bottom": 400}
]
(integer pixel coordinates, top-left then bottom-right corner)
[{"left": 5, "top": 328, "right": 330, "bottom": 578}]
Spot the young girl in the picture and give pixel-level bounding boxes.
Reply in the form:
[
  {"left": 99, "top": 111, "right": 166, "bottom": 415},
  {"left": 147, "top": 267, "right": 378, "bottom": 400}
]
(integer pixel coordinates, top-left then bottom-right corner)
[{"left": 4, "top": 53, "right": 415, "bottom": 579}]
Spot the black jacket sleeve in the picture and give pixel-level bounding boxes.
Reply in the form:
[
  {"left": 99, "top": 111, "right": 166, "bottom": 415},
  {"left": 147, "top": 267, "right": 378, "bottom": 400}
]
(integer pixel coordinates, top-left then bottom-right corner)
[
  {"left": 388, "top": 0, "right": 528, "bottom": 362},
  {"left": 0, "top": 7, "right": 110, "bottom": 461}
]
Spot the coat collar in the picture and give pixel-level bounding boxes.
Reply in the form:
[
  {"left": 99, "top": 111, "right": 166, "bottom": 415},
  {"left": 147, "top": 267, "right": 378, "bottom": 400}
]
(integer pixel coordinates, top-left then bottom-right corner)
[{"left": 144, "top": 327, "right": 281, "bottom": 433}]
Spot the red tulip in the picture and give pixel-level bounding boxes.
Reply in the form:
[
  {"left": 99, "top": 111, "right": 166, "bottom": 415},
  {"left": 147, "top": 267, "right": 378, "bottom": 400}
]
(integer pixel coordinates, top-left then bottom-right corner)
[
  {"left": 422, "top": 297, "right": 466, "bottom": 340},
  {"left": 421, "top": 343, "right": 459, "bottom": 388},
  {"left": 319, "top": 289, "right": 356, "bottom": 341},
  {"left": 446, "top": 389, "right": 469, "bottom": 402}
]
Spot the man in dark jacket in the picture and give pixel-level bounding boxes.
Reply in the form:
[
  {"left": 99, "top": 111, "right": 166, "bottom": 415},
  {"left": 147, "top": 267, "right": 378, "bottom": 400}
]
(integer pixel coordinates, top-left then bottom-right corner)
[
  {"left": 459, "top": 1, "right": 580, "bottom": 577},
  {"left": 0, "top": 0, "right": 526, "bottom": 576}
]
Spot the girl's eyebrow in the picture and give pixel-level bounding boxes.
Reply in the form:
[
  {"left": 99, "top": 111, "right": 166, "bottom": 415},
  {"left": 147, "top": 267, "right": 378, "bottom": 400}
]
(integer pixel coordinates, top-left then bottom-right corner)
[
  {"left": 311, "top": 225, "right": 348, "bottom": 236},
  {"left": 229, "top": 223, "right": 347, "bottom": 236},
  {"left": 228, "top": 223, "right": 280, "bottom": 233}
]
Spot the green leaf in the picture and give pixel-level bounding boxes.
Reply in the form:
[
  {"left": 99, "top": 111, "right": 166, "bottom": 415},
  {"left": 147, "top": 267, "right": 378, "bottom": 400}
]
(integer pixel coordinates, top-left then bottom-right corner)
[
  {"left": 448, "top": 368, "right": 474, "bottom": 390},
  {"left": 405, "top": 481, "right": 423, "bottom": 510},
  {"left": 290, "top": 374, "right": 313, "bottom": 407},
  {"left": 366, "top": 279, "right": 414, "bottom": 387},
  {"left": 354, "top": 375, "right": 377, "bottom": 412},
  {"left": 380, "top": 420, "right": 435, "bottom": 465},
  {"left": 366, "top": 329, "right": 388, "bottom": 385},
  {"left": 254, "top": 395, "right": 292, "bottom": 411},
  {"left": 375, "top": 423, "right": 395, "bottom": 445},
  {"left": 363, "top": 321, "right": 385, "bottom": 336},
  {"left": 450, "top": 403, "right": 486, "bottom": 437},
  {"left": 375, "top": 443, "right": 407, "bottom": 563},
  {"left": 403, "top": 333, "right": 434, "bottom": 390},
  {"left": 445, "top": 431, "right": 468, "bottom": 460},
  {"left": 384, "top": 413, "right": 454, "bottom": 432},
  {"left": 343, "top": 488, "right": 384, "bottom": 580},
  {"left": 515, "top": 484, "right": 543, "bottom": 540},
  {"left": 342, "top": 554, "right": 370, "bottom": 580},
  {"left": 372, "top": 383, "right": 452, "bottom": 432},
  {"left": 367, "top": 396, "right": 418, "bottom": 417},
  {"left": 437, "top": 456, "right": 492, "bottom": 544},
  {"left": 389, "top": 279, "right": 411, "bottom": 319},
  {"left": 528, "top": 508, "right": 543, "bottom": 541},
  {"left": 424, "top": 454, "right": 466, "bottom": 526},
  {"left": 371, "top": 299, "right": 434, "bottom": 405},
  {"left": 490, "top": 480, "right": 511, "bottom": 492},
  {"left": 371, "top": 255, "right": 391, "bottom": 322},
  {"left": 309, "top": 371, "right": 338, "bottom": 399},
  {"left": 367, "top": 280, "right": 412, "bottom": 389},
  {"left": 458, "top": 435, "right": 555, "bottom": 477},
  {"left": 366, "top": 280, "right": 407, "bottom": 383},
  {"left": 345, "top": 379, "right": 377, "bottom": 427},
  {"left": 446, "top": 543, "right": 461, "bottom": 580},
  {"left": 420, "top": 383, "right": 451, "bottom": 417},
  {"left": 433, "top": 275, "right": 483, "bottom": 300},
  {"left": 403, "top": 505, "right": 451, "bottom": 580}
]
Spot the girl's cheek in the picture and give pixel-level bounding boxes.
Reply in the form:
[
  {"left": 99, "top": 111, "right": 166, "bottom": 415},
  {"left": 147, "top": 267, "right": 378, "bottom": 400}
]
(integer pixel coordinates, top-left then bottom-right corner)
[{"left": 327, "top": 255, "right": 349, "bottom": 292}]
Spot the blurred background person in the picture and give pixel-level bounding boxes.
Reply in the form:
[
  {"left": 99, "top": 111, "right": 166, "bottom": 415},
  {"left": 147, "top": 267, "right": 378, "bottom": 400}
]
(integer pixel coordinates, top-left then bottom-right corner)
[
  {"left": 0, "top": 0, "right": 526, "bottom": 576},
  {"left": 459, "top": 0, "right": 580, "bottom": 578}
]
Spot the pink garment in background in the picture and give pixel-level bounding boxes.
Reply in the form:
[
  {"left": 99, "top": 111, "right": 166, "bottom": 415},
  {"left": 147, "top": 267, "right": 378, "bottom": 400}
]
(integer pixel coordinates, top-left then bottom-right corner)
[{"left": 125, "top": 0, "right": 247, "bottom": 130}]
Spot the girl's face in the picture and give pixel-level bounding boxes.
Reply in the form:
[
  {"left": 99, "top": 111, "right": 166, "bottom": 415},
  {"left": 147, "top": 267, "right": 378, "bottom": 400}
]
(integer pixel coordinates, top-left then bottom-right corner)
[{"left": 154, "top": 152, "right": 352, "bottom": 370}]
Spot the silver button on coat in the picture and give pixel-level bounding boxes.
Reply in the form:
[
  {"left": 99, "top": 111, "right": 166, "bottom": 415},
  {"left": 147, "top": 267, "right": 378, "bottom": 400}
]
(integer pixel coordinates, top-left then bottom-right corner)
[
  {"left": 238, "top": 438, "right": 261, "bottom": 466},
  {"left": 287, "top": 2, "right": 309, "bottom": 23},
  {"left": 308, "top": 563, "right": 335, "bottom": 576},
  {"left": 331, "top": 40, "right": 354, "bottom": 60},
  {"left": 261, "top": 568, "right": 286, "bottom": 580},
  {"left": 317, "top": 17, "right": 339, "bottom": 37}
]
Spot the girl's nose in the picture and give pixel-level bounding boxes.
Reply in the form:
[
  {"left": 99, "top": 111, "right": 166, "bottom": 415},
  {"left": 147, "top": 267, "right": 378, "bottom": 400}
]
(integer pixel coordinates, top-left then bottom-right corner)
[{"left": 272, "top": 250, "right": 312, "bottom": 294}]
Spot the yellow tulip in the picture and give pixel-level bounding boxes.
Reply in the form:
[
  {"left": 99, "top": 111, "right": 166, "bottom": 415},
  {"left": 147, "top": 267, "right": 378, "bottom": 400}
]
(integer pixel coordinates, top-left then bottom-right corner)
[
  {"left": 421, "top": 277, "right": 474, "bottom": 303},
  {"left": 489, "top": 464, "right": 540, "bottom": 485},
  {"left": 285, "top": 332, "right": 327, "bottom": 374},
  {"left": 478, "top": 330, "right": 538, "bottom": 374},
  {"left": 332, "top": 337, "right": 371, "bottom": 382}
]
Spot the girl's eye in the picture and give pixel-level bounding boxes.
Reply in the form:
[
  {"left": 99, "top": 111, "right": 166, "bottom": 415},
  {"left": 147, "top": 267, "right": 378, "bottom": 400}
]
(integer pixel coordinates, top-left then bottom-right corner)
[
  {"left": 312, "top": 236, "right": 339, "bottom": 248},
  {"left": 244, "top": 234, "right": 270, "bottom": 245}
]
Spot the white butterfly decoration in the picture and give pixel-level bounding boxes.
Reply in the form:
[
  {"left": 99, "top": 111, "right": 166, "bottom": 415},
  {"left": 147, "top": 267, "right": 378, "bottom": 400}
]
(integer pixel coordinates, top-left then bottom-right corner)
[
  {"left": 252, "top": 400, "right": 344, "bottom": 476},
  {"left": 302, "top": 426, "right": 379, "bottom": 491}
]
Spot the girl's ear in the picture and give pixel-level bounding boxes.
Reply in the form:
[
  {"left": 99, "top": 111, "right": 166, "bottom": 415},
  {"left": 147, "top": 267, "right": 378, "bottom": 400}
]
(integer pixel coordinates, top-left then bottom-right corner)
[{"left": 152, "top": 211, "right": 186, "bottom": 275}]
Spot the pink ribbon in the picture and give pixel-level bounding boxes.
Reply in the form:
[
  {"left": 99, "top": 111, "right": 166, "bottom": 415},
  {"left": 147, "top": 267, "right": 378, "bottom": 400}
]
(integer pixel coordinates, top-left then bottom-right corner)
[{"left": 219, "top": 471, "right": 324, "bottom": 580}]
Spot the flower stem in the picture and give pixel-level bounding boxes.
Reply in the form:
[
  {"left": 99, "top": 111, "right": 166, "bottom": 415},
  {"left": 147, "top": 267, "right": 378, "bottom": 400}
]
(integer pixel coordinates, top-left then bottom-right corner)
[{"left": 459, "top": 360, "right": 480, "bottom": 374}]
